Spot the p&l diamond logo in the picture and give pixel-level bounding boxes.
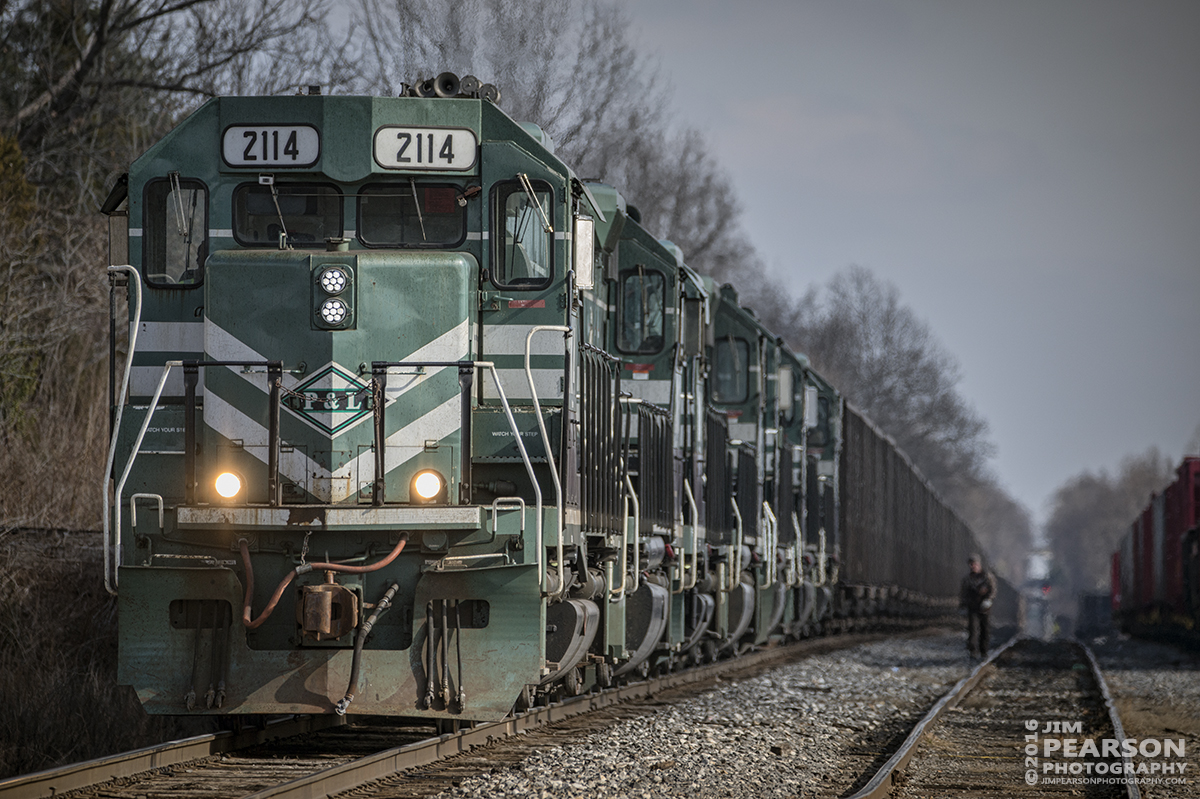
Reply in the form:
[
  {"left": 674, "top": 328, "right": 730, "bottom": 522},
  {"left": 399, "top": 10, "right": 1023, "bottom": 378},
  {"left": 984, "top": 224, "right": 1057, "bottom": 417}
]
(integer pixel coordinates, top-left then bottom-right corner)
[{"left": 284, "top": 363, "right": 373, "bottom": 436}]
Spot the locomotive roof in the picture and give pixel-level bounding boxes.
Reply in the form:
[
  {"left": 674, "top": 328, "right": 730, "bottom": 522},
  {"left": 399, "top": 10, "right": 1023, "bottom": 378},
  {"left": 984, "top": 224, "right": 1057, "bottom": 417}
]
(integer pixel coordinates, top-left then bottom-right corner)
[{"left": 131, "top": 94, "right": 576, "bottom": 185}]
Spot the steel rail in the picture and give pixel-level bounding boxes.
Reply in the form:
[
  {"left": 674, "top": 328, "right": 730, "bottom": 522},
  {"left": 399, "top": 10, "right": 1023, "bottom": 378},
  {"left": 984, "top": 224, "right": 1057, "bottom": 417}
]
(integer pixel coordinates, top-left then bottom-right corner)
[
  {"left": 0, "top": 715, "right": 345, "bottom": 799},
  {"left": 1080, "top": 641, "right": 1142, "bottom": 799},
  {"left": 2, "top": 629, "right": 943, "bottom": 799},
  {"left": 844, "top": 636, "right": 1138, "bottom": 799},
  {"left": 248, "top": 631, "right": 910, "bottom": 799},
  {"left": 843, "top": 635, "right": 1022, "bottom": 799}
]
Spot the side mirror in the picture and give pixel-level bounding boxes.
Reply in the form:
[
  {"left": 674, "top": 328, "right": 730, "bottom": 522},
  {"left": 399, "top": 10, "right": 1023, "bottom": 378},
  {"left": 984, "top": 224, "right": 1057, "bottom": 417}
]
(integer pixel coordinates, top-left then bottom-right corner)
[
  {"left": 804, "top": 385, "right": 819, "bottom": 430},
  {"left": 573, "top": 216, "right": 595, "bottom": 290},
  {"left": 778, "top": 366, "right": 794, "bottom": 413}
]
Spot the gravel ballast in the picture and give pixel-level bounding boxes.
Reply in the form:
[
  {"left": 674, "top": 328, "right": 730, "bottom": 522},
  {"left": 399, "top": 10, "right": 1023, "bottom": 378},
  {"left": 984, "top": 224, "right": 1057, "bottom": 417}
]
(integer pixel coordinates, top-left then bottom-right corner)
[
  {"left": 1088, "top": 633, "right": 1200, "bottom": 799},
  {"left": 426, "top": 631, "right": 977, "bottom": 799}
]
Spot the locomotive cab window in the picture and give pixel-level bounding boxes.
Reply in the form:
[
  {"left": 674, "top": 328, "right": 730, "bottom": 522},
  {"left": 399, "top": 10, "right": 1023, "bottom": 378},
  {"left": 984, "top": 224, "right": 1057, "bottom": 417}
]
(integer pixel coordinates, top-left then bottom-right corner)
[
  {"left": 144, "top": 175, "right": 207, "bottom": 287},
  {"left": 233, "top": 183, "right": 342, "bottom": 247},
  {"left": 809, "top": 396, "right": 831, "bottom": 447},
  {"left": 713, "top": 336, "right": 749, "bottom": 403},
  {"left": 358, "top": 182, "right": 466, "bottom": 247},
  {"left": 617, "top": 266, "right": 665, "bottom": 354},
  {"left": 492, "top": 179, "right": 553, "bottom": 288}
]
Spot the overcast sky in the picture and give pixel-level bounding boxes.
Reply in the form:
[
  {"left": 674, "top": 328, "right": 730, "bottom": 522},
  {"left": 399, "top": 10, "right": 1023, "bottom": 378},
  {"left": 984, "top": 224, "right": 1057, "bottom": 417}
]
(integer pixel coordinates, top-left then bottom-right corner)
[{"left": 626, "top": 0, "right": 1200, "bottom": 526}]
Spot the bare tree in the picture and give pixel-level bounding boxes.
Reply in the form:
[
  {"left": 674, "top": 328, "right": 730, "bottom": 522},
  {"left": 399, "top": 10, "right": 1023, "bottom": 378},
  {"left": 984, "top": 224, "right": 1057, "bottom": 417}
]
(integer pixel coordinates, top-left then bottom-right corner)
[
  {"left": 953, "top": 476, "right": 1034, "bottom": 584},
  {"left": 0, "top": 0, "right": 352, "bottom": 531},
  {"left": 0, "top": 175, "right": 110, "bottom": 530},
  {"left": 785, "top": 265, "right": 993, "bottom": 489},
  {"left": 765, "top": 264, "right": 1031, "bottom": 580},
  {"left": 351, "top": 0, "right": 750, "bottom": 278},
  {"left": 1, "top": 0, "right": 345, "bottom": 202},
  {"left": 1045, "top": 448, "right": 1176, "bottom": 597}
]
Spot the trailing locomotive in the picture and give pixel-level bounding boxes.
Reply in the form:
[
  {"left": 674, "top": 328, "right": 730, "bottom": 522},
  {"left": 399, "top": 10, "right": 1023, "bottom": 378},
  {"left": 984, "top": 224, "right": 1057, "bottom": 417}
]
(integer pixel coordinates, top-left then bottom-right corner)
[
  {"left": 100, "top": 74, "right": 1015, "bottom": 721},
  {"left": 1112, "top": 456, "right": 1200, "bottom": 644}
]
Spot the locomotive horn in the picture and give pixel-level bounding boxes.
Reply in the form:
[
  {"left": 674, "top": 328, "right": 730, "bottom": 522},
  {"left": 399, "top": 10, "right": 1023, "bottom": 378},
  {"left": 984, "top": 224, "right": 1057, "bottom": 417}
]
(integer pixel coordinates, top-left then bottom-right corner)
[
  {"left": 480, "top": 83, "right": 501, "bottom": 104},
  {"left": 460, "top": 74, "right": 482, "bottom": 96},
  {"left": 414, "top": 78, "right": 437, "bottom": 98},
  {"left": 433, "top": 72, "right": 461, "bottom": 97}
]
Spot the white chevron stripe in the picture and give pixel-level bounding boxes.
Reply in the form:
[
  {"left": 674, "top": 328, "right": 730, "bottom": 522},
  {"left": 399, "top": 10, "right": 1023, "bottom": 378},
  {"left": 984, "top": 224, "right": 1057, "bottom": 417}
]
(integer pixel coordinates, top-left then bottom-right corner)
[
  {"left": 202, "top": 392, "right": 461, "bottom": 503},
  {"left": 333, "top": 395, "right": 461, "bottom": 489},
  {"left": 203, "top": 318, "right": 288, "bottom": 391},
  {"left": 202, "top": 317, "right": 471, "bottom": 438},
  {"left": 202, "top": 391, "right": 324, "bottom": 489}
]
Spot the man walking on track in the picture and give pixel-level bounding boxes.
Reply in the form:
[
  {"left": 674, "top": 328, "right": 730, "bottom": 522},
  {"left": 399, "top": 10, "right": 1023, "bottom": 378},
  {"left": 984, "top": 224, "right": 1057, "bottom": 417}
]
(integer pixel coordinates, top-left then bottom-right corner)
[{"left": 961, "top": 553, "right": 997, "bottom": 659}]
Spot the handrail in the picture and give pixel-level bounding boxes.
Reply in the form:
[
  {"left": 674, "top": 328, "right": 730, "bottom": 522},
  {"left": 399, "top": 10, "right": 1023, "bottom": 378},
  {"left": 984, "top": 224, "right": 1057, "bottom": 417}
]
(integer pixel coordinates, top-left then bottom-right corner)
[
  {"left": 106, "top": 351, "right": 544, "bottom": 597},
  {"left": 102, "top": 265, "right": 141, "bottom": 596},
  {"left": 524, "top": 325, "right": 572, "bottom": 600},
  {"left": 728, "top": 500, "right": 744, "bottom": 592},
  {"left": 610, "top": 485, "right": 631, "bottom": 602},
  {"left": 489, "top": 497, "right": 526, "bottom": 541},
  {"left": 130, "top": 493, "right": 164, "bottom": 532},
  {"left": 111, "top": 360, "right": 179, "bottom": 592},
  {"left": 480, "top": 361, "right": 545, "bottom": 594},
  {"left": 366, "top": 359, "right": 543, "bottom": 590},
  {"left": 184, "top": 360, "right": 283, "bottom": 506},
  {"left": 791, "top": 511, "right": 803, "bottom": 586},
  {"left": 762, "top": 501, "right": 778, "bottom": 587},
  {"left": 818, "top": 527, "right": 827, "bottom": 586},
  {"left": 369, "top": 359, "right": 472, "bottom": 506},
  {"left": 682, "top": 478, "right": 699, "bottom": 590},
  {"left": 624, "top": 474, "right": 641, "bottom": 594}
]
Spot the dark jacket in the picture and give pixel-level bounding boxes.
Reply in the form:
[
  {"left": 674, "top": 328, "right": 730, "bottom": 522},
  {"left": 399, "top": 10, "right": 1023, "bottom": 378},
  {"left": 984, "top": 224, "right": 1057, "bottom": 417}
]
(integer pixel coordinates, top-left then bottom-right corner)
[{"left": 960, "top": 570, "right": 997, "bottom": 613}]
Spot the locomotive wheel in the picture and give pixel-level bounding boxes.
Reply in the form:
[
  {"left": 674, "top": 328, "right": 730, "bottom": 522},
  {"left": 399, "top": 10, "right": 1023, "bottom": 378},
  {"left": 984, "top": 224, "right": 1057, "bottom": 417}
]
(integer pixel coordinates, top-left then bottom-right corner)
[
  {"left": 514, "top": 684, "right": 533, "bottom": 713},
  {"left": 597, "top": 661, "right": 613, "bottom": 688},
  {"left": 564, "top": 665, "right": 583, "bottom": 697},
  {"left": 702, "top": 639, "right": 718, "bottom": 663}
]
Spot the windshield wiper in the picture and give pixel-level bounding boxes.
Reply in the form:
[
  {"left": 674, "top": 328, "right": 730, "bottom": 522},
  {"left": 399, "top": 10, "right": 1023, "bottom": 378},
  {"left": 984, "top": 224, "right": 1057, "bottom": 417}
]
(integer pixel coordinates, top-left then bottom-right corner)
[
  {"left": 409, "top": 178, "right": 427, "bottom": 241},
  {"left": 259, "top": 174, "right": 290, "bottom": 248},
  {"left": 517, "top": 172, "right": 553, "bottom": 233}
]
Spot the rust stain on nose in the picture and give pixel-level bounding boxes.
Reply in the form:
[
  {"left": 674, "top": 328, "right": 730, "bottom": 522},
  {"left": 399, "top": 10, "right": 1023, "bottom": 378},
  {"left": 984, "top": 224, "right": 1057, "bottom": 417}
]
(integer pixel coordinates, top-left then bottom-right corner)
[{"left": 287, "top": 506, "right": 327, "bottom": 526}]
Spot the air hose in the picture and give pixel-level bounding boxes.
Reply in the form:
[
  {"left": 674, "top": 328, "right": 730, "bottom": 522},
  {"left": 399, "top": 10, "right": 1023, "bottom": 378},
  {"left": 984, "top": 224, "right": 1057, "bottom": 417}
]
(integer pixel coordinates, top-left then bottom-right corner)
[
  {"left": 336, "top": 581, "right": 401, "bottom": 715},
  {"left": 239, "top": 534, "right": 408, "bottom": 629}
]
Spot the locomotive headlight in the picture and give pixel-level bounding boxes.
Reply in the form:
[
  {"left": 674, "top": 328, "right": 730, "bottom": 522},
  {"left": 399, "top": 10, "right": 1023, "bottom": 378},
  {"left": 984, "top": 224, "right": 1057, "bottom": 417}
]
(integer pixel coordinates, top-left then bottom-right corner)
[
  {"left": 215, "top": 471, "right": 243, "bottom": 499},
  {"left": 319, "top": 298, "right": 348, "bottom": 324},
  {"left": 319, "top": 267, "right": 348, "bottom": 295},
  {"left": 412, "top": 470, "right": 444, "bottom": 501}
]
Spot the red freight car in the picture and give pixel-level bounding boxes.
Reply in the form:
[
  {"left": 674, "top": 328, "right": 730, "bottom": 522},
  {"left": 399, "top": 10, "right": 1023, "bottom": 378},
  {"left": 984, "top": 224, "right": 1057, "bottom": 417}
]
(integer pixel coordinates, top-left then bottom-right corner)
[{"left": 1114, "top": 456, "right": 1200, "bottom": 642}]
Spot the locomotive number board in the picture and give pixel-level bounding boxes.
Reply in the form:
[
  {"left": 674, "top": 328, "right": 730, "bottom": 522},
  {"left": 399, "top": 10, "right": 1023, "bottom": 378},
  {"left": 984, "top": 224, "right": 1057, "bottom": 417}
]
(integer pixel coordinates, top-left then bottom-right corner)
[
  {"left": 222, "top": 125, "right": 320, "bottom": 167},
  {"left": 374, "top": 126, "right": 478, "bottom": 171}
]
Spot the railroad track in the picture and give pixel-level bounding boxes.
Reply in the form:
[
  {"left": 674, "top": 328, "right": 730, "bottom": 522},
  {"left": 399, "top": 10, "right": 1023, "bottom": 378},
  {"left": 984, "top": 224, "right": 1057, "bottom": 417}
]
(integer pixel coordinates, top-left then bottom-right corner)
[
  {"left": 1, "top": 627, "right": 924, "bottom": 799},
  {"left": 849, "top": 637, "right": 1140, "bottom": 799}
]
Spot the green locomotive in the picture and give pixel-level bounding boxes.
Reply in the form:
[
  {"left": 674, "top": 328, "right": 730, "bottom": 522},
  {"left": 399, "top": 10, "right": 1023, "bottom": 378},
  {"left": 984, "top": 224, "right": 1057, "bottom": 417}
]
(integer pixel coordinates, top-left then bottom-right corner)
[{"left": 101, "top": 74, "right": 1007, "bottom": 721}]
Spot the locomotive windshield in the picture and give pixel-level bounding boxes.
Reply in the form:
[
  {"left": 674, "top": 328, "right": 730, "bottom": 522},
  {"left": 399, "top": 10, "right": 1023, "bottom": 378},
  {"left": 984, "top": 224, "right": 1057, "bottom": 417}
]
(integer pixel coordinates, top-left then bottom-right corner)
[
  {"left": 492, "top": 179, "right": 553, "bottom": 287},
  {"left": 358, "top": 182, "right": 466, "bottom": 247},
  {"left": 713, "top": 336, "right": 749, "bottom": 403},
  {"left": 809, "top": 395, "right": 831, "bottom": 447},
  {"left": 144, "top": 175, "right": 207, "bottom": 286},
  {"left": 232, "top": 183, "right": 342, "bottom": 246},
  {"left": 617, "top": 266, "right": 665, "bottom": 354}
]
